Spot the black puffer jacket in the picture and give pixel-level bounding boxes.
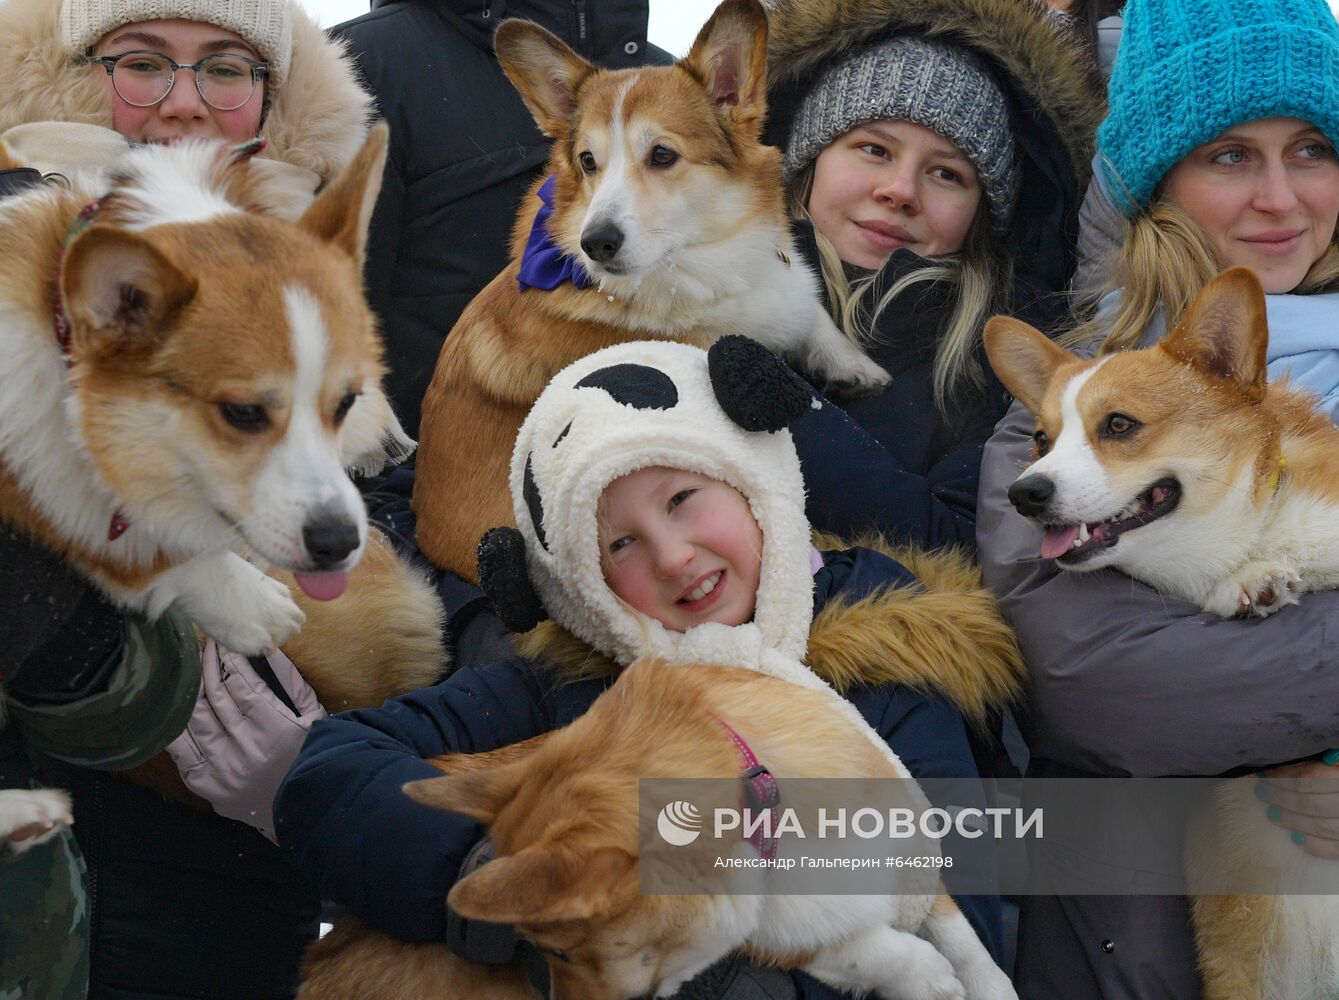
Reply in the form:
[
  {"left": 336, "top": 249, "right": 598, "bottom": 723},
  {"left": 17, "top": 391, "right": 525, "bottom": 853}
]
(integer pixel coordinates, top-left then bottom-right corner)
[
  {"left": 788, "top": 227, "right": 1015, "bottom": 550},
  {"left": 334, "top": 0, "right": 669, "bottom": 437},
  {"left": 33, "top": 757, "right": 320, "bottom": 1000}
]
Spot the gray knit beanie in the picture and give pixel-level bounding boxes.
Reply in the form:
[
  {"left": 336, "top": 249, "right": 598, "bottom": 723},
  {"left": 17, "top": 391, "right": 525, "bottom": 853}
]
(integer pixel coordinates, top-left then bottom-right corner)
[
  {"left": 61, "top": 0, "right": 293, "bottom": 87},
  {"left": 784, "top": 36, "right": 1018, "bottom": 234}
]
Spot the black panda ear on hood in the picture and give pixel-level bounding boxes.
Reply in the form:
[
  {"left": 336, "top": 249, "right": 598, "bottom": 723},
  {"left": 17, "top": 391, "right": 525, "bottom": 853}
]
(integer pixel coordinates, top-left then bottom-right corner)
[
  {"left": 477, "top": 527, "right": 548, "bottom": 633},
  {"left": 708, "top": 335, "right": 813, "bottom": 433}
]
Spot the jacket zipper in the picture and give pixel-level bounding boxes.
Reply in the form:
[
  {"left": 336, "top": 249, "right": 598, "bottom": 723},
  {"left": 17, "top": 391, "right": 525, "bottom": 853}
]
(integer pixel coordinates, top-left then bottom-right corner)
[
  {"left": 87, "top": 774, "right": 104, "bottom": 958},
  {"left": 573, "top": 0, "right": 588, "bottom": 45}
]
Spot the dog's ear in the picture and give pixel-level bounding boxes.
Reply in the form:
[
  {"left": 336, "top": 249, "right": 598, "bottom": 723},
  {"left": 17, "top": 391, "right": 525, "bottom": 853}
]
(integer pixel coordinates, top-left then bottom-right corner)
[
  {"left": 61, "top": 227, "right": 198, "bottom": 357},
  {"left": 447, "top": 844, "right": 634, "bottom": 926},
  {"left": 477, "top": 526, "right": 549, "bottom": 632},
  {"left": 708, "top": 335, "right": 812, "bottom": 431},
  {"left": 298, "top": 121, "right": 388, "bottom": 269},
  {"left": 403, "top": 762, "right": 527, "bottom": 824},
  {"left": 495, "top": 20, "right": 595, "bottom": 139},
  {"left": 1160, "top": 266, "right": 1268, "bottom": 403},
  {"left": 681, "top": 0, "right": 770, "bottom": 138},
  {"left": 983, "top": 316, "right": 1073, "bottom": 415}
]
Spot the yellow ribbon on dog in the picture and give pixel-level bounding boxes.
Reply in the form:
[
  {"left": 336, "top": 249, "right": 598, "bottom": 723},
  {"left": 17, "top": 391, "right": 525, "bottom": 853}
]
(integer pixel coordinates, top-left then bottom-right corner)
[{"left": 1267, "top": 456, "right": 1288, "bottom": 495}]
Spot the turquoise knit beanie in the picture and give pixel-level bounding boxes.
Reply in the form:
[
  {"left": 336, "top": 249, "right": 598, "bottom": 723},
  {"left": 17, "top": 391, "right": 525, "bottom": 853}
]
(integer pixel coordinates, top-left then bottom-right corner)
[{"left": 1099, "top": 0, "right": 1339, "bottom": 216}]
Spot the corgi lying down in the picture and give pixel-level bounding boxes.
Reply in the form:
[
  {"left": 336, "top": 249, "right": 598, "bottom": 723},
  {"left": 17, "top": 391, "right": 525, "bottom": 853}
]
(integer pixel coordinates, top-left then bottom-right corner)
[{"left": 398, "top": 657, "right": 1015, "bottom": 1000}]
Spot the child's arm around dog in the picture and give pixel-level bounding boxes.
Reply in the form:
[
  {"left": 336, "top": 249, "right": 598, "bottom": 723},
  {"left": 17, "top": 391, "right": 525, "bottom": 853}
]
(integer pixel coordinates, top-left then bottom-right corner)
[
  {"left": 274, "top": 544, "right": 1005, "bottom": 964},
  {"left": 274, "top": 653, "right": 603, "bottom": 942}
]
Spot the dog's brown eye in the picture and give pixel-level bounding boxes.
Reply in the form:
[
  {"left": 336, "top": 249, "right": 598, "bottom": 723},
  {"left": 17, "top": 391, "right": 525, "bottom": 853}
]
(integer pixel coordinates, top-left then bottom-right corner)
[
  {"left": 649, "top": 145, "right": 678, "bottom": 168},
  {"left": 333, "top": 392, "right": 358, "bottom": 424},
  {"left": 219, "top": 402, "right": 269, "bottom": 434},
  {"left": 1033, "top": 429, "right": 1049, "bottom": 454},
  {"left": 1103, "top": 413, "right": 1139, "bottom": 438},
  {"left": 579, "top": 151, "right": 597, "bottom": 173}
]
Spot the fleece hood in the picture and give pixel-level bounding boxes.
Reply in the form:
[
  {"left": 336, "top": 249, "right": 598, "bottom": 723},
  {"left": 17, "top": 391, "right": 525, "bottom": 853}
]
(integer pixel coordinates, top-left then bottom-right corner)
[{"left": 481, "top": 337, "right": 818, "bottom": 676}]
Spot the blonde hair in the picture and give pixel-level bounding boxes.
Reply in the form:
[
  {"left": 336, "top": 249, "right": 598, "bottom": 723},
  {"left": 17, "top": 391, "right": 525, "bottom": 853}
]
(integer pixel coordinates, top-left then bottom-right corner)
[
  {"left": 1067, "top": 185, "right": 1339, "bottom": 352},
  {"left": 788, "top": 161, "right": 1012, "bottom": 413}
]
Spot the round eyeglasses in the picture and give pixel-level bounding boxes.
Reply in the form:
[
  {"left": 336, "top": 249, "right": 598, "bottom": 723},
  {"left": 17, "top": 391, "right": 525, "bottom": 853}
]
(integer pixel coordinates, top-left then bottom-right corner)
[{"left": 88, "top": 50, "right": 269, "bottom": 112}]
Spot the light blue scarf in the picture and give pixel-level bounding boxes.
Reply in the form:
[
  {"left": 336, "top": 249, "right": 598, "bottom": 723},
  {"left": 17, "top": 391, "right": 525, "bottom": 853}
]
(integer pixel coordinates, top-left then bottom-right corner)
[{"left": 1107, "top": 290, "right": 1339, "bottom": 422}]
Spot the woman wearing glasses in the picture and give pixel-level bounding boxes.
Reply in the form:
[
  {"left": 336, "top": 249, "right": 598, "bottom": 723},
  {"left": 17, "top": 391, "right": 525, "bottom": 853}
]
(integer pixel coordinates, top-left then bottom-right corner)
[
  {"left": 0, "top": 3, "right": 373, "bottom": 999},
  {"left": 84, "top": 21, "right": 275, "bottom": 145},
  {"left": 0, "top": 0, "right": 370, "bottom": 192}
]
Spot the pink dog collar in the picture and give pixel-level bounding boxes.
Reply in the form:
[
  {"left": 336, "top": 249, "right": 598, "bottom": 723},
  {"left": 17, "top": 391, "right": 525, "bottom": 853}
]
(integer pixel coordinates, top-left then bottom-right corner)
[{"left": 717, "top": 719, "right": 781, "bottom": 861}]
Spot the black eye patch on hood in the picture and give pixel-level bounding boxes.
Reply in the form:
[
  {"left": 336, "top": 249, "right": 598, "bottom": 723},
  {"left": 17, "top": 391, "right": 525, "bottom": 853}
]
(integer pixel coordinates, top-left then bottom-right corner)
[
  {"left": 575, "top": 364, "right": 678, "bottom": 409},
  {"left": 523, "top": 454, "right": 547, "bottom": 551}
]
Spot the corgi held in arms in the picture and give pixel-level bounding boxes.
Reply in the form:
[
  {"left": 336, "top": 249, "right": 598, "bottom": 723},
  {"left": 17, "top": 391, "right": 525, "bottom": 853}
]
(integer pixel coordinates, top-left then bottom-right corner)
[
  {"left": 325, "top": 657, "right": 1016, "bottom": 1000},
  {"left": 986, "top": 266, "right": 1339, "bottom": 619},
  {"left": 412, "top": 0, "right": 887, "bottom": 582},
  {"left": 0, "top": 125, "right": 411, "bottom": 848},
  {"left": 986, "top": 266, "right": 1339, "bottom": 1000}
]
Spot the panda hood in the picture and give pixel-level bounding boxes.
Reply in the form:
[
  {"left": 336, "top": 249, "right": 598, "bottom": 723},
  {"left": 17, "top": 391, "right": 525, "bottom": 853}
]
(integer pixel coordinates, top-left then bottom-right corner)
[{"left": 479, "top": 338, "right": 818, "bottom": 674}]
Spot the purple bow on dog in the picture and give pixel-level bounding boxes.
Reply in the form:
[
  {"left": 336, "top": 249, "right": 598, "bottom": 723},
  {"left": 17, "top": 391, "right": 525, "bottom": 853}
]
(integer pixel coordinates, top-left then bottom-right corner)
[{"left": 516, "top": 175, "right": 596, "bottom": 292}]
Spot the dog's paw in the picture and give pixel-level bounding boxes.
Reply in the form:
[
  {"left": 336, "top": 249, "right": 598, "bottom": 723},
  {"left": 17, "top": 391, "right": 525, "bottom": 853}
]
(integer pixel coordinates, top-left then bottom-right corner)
[
  {"left": 167, "top": 553, "right": 306, "bottom": 654},
  {"left": 1206, "top": 563, "right": 1302, "bottom": 619},
  {"left": 892, "top": 950, "right": 967, "bottom": 1000},
  {"left": 954, "top": 961, "right": 1017, "bottom": 1000},
  {"left": 0, "top": 788, "right": 73, "bottom": 854},
  {"left": 201, "top": 574, "right": 306, "bottom": 654},
  {"left": 817, "top": 355, "right": 893, "bottom": 399}
]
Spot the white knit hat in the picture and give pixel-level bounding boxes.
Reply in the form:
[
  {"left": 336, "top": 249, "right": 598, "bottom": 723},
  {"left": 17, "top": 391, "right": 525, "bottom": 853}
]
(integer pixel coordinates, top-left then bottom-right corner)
[
  {"left": 61, "top": 0, "right": 293, "bottom": 86},
  {"left": 478, "top": 337, "right": 818, "bottom": 671}
]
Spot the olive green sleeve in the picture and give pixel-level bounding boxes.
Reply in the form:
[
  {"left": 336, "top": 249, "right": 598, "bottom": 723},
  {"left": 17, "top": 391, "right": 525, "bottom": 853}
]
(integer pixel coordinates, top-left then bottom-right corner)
[{"left": 7, "top": 609, "right": 202, "bottom": 770}]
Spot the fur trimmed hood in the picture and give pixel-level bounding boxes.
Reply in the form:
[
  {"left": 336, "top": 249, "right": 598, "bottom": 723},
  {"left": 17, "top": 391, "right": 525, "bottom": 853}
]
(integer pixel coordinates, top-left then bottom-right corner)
[
  {"left": 763, "top": 0, "right": 1105, "bottom": 185},
  {"left": 517, "top": 539, "right": 1024, "bottom": 726},
  {"left": 0, "top": 0, "right": 372, "bottom": 185}
]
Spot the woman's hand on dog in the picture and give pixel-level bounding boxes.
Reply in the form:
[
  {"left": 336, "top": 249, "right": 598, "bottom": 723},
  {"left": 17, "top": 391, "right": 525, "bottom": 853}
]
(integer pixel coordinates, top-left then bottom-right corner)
[{"left": 1259, "top": 754, "right": 1339, "bottom": 859}]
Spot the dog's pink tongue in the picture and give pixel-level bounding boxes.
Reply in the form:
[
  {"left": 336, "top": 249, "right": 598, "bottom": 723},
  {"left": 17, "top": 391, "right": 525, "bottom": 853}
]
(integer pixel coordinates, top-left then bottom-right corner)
[
  {"left": 293, "top": 571, "right": 350, "bottom": 602},
  {"left": 1040, "top": 525, "right": 1082, "bottom": 560}
]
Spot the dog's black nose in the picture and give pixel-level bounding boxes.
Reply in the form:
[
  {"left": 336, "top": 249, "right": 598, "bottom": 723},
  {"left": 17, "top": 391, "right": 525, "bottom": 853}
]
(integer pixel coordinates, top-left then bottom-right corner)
[
  {"left": 1008, "top": 474, "right": 1056, "bottom": 518},
  {"left": 581, "top": 223, "right": 624, "bottom": 263},
  {"left": 303, "top": 515, "right": 360, "bottom": 567}
]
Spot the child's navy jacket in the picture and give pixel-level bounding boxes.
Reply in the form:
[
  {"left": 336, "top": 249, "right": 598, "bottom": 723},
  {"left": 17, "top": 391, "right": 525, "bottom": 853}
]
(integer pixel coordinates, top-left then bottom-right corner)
[{"left": 274, "top": 547, "right": 1004, "bottom": 986}]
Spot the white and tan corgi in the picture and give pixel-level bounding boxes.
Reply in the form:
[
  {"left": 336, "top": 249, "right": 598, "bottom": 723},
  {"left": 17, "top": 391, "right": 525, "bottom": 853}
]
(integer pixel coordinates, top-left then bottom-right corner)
[
  {"left": 390, "top": 657, "right": 1014, "bottom": 1000},
  {"left": 984, "top": 266, "right": 1339, "bottom": 1000},
  {"left": 984, "top": 266, "right": 1339, "bottom": 619},
  {"left": 0, "top": 125, "right": 405, "bottom": 653},
  {"left": 412, "top": 0, "right": 888, "bottom": 582},
  {"left": 0, "top": 125, "right": 411, "bottom": 847}
]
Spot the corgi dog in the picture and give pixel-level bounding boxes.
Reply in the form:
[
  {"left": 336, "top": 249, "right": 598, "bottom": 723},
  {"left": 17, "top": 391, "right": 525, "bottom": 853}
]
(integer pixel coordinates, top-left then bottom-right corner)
[
  {"left": 0, "top": 125, "right": 410, "bottom": 849},
  {"left": 984, "top": 266, "right": 1339, "bottom": 619},
  {"left": 394, "top": 657, "right": 1016, "bottom": 1000},
  {"left": 412, "top": 0, "right": 888, "bottom": 582},
  {"left": 984, "top": 266, "right": 1339, "bottom": 1000}
]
